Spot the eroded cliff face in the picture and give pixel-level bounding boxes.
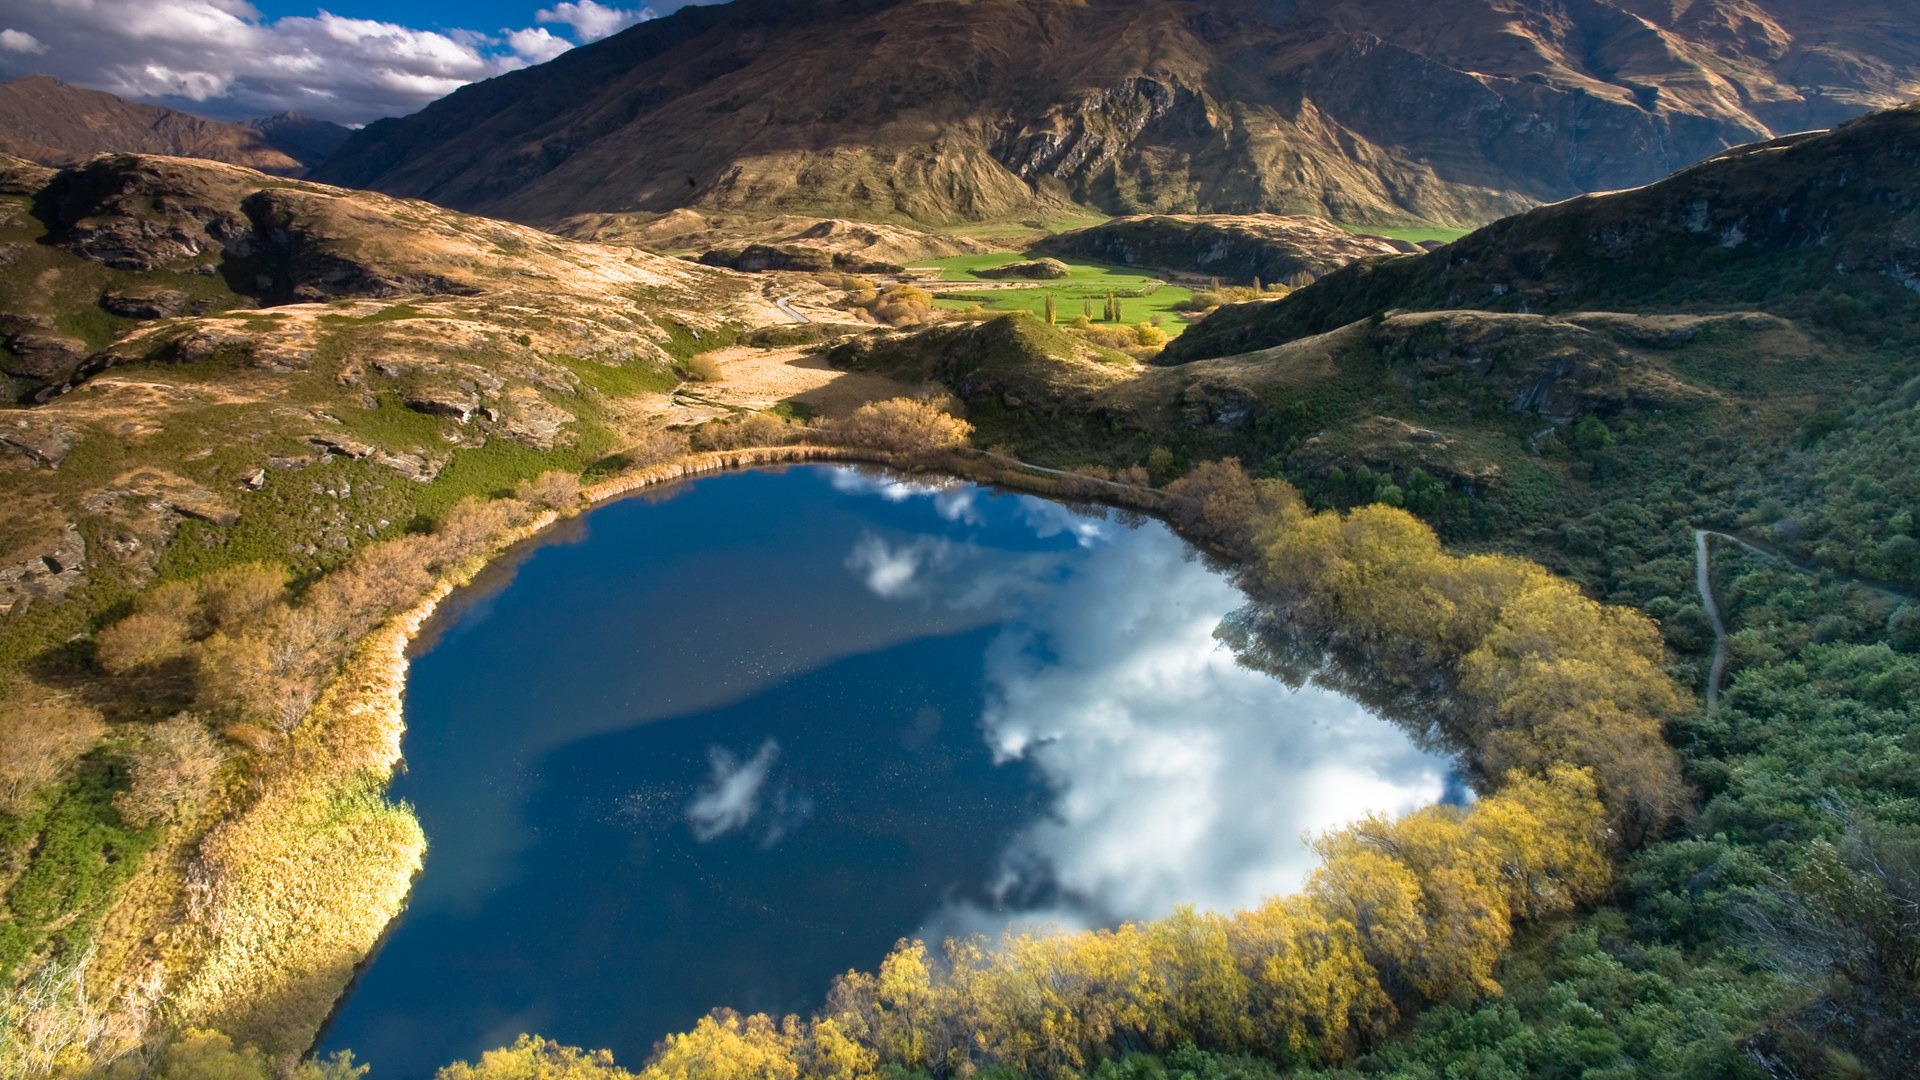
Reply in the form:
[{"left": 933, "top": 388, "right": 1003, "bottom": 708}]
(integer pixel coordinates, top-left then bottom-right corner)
[{"left": 312, "top": 0, "right": 1920, "bottom": 228}]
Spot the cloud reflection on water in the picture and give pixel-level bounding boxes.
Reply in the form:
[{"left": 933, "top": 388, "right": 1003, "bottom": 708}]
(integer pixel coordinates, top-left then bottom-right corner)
[{"left": 829, "top": 468, "right": 1451, "bottom": 940}]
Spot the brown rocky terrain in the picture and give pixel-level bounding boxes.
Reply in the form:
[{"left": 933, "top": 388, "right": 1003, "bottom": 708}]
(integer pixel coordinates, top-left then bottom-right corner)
[
  {"left": 0, "top": 152, "right": 820, "bottom": 616},
  {"left": 554, "top": 209, "right": 988, "bottom": 263},
  {"left": 0, "top": 77, "right": 347, "bottom": 175},
  {"left": 313, "top": 0, "right": 1920, "bottom": 228}
]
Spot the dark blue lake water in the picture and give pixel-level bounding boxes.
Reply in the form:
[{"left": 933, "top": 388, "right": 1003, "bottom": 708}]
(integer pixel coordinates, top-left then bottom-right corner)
[{"left": 319, "top": 465, "right": 1454, "bottom": 1077}]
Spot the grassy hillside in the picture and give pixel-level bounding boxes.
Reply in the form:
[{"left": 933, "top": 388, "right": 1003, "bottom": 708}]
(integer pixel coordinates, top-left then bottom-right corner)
[{"left": 1029, "top": 215, "right": 1416, "bottom": 289}]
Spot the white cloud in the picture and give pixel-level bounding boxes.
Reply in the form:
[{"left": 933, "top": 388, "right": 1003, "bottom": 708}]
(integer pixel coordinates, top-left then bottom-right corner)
[
  {"left": 0, "top": 0, "right": 666, "bottom": 124},
  {"left": 0, "top": 30, "right": 47, "bottom": 54},
  {"left": 506, "top": 26, "right": 572, "bottom": 63},
  {"left": 909, "top": 517, "right": 1453, "bottom": 943},
  {"left": 685, "top": 739, "right": 780, "bottom": 841},
  {"left": 825, "top": 462, "right": 1455, "bottom": 945},
  {"left": 536, "top": 0, "right": 650, "bottom": 43},
  {"left": 845, "top": 533, "right": 955, "bottom": 600}
]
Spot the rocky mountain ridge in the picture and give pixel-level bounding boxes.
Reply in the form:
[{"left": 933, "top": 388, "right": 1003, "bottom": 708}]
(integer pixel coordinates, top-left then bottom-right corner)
[{"left": 313, "top": 0, "right": 1920, "bottom": 228}]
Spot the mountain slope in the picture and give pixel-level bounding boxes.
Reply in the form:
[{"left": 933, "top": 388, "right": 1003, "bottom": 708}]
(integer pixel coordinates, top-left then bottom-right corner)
[
  {"left": 245, "top": 112, "right": 353, "bottom": 167},
  {"left": 0, "top": 77, "right": 347, "bottom": 174},
  {"left": 1162, "top": 100, "right": 1920, "bottom": 363},
  {"left": 312, "top": 0, "right": 1920, "bottom": 228}
]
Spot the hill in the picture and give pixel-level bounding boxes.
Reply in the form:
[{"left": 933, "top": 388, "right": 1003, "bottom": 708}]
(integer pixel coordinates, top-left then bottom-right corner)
[
  {"left": 0, "top": 77, "right": 351, "bottom": 175},
  {"left": 1031, "top": 214, "right": 1418, "bottom": 286},
  {"left": 312, "top": 0, "right": 1920, "bottom": 228},
  {"left": 1162, "top": 100, "right": 1920, "bottom": 363}
]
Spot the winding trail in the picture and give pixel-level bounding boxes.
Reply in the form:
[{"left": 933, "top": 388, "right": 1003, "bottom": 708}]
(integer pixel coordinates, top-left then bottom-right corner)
[
  {"left": 774, "top": 294, "right": 810, "bottom": 323},
  {"left": 1692, "top": 526, "right": 1919, "bottom": 707},
  {"left": 1694, "top": 530, "right": 1732, "bottom": 710}
]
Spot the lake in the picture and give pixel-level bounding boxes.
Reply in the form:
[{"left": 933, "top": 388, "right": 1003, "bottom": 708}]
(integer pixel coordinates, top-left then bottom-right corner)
[{"left": 319, "top": 465, "right": 1457, "bottom": 1076}]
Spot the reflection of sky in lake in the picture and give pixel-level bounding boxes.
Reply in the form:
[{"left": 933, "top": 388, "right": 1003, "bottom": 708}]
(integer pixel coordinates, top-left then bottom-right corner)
[
  {"left": 320, "top": 466, "right": 1453, "bottom": 1079},
  {"left": 823, "top": 470, "right": 1451, "bottom": 939}
]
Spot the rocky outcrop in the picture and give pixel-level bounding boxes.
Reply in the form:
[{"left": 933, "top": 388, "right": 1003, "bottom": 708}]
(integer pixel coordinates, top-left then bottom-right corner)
[
  {"left": 976, "top": 258, "right": 1071, "bottom": 281},
  {"left": 35, "top": 156, "right": 488, "bottom": 304},
  {"left": 0, "top": 523, "right": 85, "bottom": 614},
  {"left": 100, "top": 287, "right": 193, "bottom": 320},
  {"left": 0, "top": 414, "right": 78, "bottom": 467},
  {"left": 0, "top": 320, "right": 90, "bottom": 382}
]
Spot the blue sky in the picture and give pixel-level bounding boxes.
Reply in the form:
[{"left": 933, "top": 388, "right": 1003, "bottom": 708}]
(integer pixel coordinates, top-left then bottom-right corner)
[{"left": 0, "top": 0, "right": 724, "bottom": 125}]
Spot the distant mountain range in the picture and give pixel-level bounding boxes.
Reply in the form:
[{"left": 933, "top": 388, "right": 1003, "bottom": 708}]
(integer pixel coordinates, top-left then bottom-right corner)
[
  {"left": 0, "top": 76, "right": 350, "bottom": 175},
  {"left": 311, "top": 0, "right": 1920, "bottom": 227}
]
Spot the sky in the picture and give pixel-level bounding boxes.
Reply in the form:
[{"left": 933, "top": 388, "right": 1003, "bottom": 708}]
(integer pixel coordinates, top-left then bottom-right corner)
[{"left": 0, "top": 0, "right": 722, "bottom": 125}]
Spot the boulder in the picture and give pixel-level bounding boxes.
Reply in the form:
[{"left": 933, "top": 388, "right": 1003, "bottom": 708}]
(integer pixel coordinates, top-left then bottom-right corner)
[{"left": 100, "top": 286, "right": 192, "bottom": 320}]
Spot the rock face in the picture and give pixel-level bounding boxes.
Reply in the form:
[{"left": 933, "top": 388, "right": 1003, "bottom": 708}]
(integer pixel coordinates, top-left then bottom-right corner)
[
  {"left": 0, "top": 76, "right": 345, "bottom": 175},
  {"left": 1034, "top": 215, "right": 1413, "bottom": 285},
  {"left": 1163, "top": 101, "right": 1920, "bottom": 363},
  {"left": 313, "top": 0, "right": 1920, "bottom": 228},
  {"left": 32, "top": 156, "right": 488, "bottom": 302}
]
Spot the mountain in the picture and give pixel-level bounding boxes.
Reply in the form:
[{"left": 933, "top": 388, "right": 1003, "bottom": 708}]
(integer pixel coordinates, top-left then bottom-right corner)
[
  {"left": 245, "top": 112, "right": 354, "bottom": 167},
  {"left": 0, "top": 76, "right": 347, "bottom": 174},
  {"left": 1161, "top": 99, "right": 1920, "bottom": 363},
  {"left": 312, "top": 0, "right": 1920, "bottom": 228}
]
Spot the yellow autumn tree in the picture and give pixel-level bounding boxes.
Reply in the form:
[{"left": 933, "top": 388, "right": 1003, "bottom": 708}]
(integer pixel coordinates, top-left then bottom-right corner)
[
  {"left": 1230, "top": 899, "right": 1392, "bottom": 1063},
  {"left": 641, "top": 1013, "right": 798, "bottom": 1080},
  {"left": 802, "top": 1018, "right": 877, "bottom": 1080}
]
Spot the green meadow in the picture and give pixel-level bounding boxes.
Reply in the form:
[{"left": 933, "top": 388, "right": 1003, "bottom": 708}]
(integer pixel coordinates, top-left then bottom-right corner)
[{"left": 910, "top": 253, "right": 1198, "bottom": 333}]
